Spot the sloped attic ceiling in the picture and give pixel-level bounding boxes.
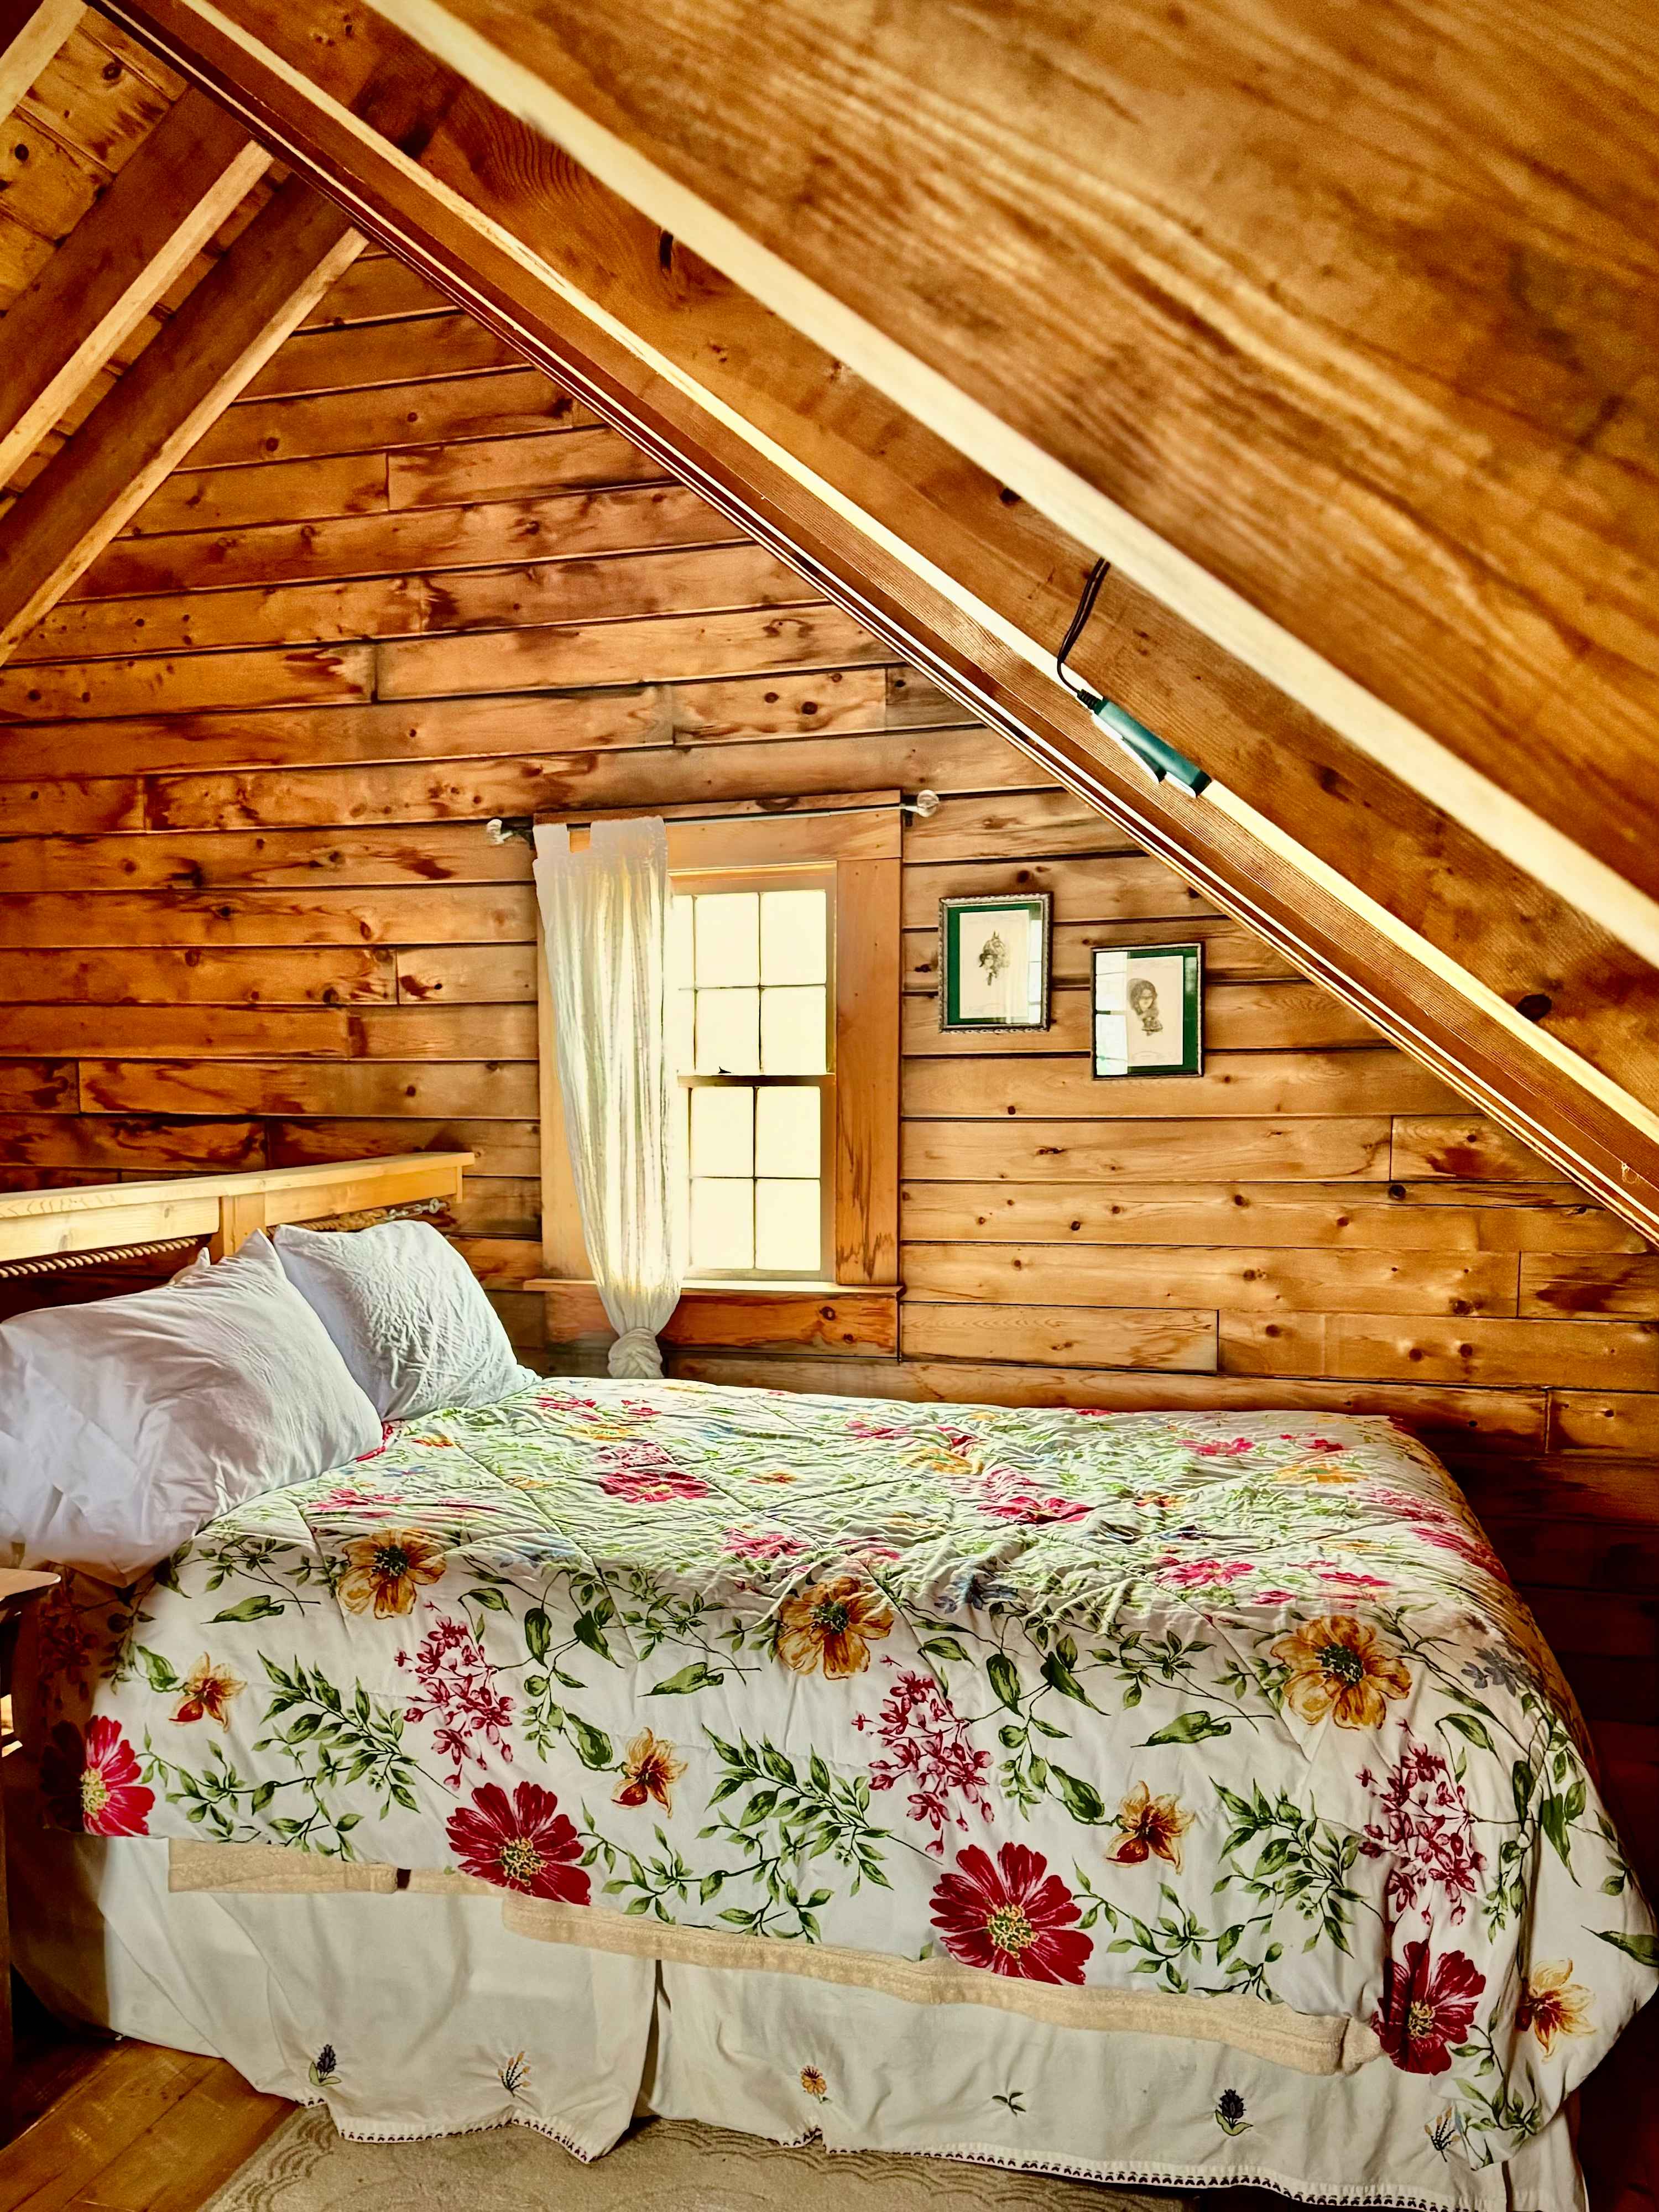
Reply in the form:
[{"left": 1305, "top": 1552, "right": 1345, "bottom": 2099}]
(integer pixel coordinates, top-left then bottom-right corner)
[{"left": 3, "top": 0, "right": 1658, "bottom": 1239}]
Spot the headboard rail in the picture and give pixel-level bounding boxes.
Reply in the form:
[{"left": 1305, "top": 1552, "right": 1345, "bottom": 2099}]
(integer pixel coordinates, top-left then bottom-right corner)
[{"left": 0, "top": 1154, "right": 474, "bottom": 1272}]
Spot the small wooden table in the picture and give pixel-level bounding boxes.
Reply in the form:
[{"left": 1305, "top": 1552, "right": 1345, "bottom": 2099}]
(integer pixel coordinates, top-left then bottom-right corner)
[{"left": 0, "top": 1569, "right": 60, "bottom": 2144}]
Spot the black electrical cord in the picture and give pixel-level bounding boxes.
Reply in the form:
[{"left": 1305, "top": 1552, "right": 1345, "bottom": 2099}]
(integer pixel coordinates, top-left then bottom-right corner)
[{"left": 1055, "top": 557, "right": 1111, "bottom": 703}]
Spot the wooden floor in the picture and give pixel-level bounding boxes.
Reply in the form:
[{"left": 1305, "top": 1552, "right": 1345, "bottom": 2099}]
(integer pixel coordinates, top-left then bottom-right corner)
[{"left": 3, "top": 1979, "right": 1655, "bottom": 2212}]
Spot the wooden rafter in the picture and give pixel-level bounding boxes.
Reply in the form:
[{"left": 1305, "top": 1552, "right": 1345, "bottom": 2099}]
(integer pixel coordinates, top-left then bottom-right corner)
[
  {"left": 375, "top": 0, "right": 1659, "bottom": 977},
  {"left": 0, "top": 175, "right": 362, "bottom": 657},
  {"left": 0, "top": 0, "right": 81, "bottom": 117},
  {"left": 0, "top": 87, "right": 269, "bottom": 488},
  {"left": 72, "top": 0, "right": 1659, "bottom": 1246}
]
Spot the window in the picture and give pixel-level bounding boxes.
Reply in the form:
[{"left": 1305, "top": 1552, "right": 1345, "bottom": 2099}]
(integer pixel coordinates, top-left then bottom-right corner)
[
  {"left": 534, "top": 799, "right": 900, "bottom": 1361},
  {"left": 671, "top": 874, "right": 833, "bottom": 1280}
]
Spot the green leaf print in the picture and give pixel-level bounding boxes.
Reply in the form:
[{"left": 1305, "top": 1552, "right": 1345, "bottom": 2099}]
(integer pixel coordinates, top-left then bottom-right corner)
[
  {"left": 1142, "top": 1711, "right": 1231, "bottom": 1746},
  {"left": 649, "top": 1661, "right": 726, "bottom": 1695},
  {"left": 986, "top": 1652, "right": 1022, "bottom": 1710},
  {"left": 1441, "top": 1713, "right": 1496, "bottom": 1755},
  {"left": 210, "top": 1595, "right": 285, "bottom": 1624},
  {"left": 524, "top": 1608, "right": 551, "bottom": 1661},
  {"left": 136, "top": 1648, "right": 181, "bottom": 1692},
  {"left": 1597, "top": 1929, "right": 1659, "bottom": 1969},
  {"left": 1047, "top": 1765, "right": 1107, "bottom": 1825}
]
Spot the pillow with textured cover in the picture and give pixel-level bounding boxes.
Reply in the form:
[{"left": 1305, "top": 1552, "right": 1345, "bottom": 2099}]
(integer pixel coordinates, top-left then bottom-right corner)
[
  {"left": 0, "top": 1230, "right": 380, "bottom": 1583},
  {"left": 274, "top": 1217, "right": 533, "bottom": 1421}
]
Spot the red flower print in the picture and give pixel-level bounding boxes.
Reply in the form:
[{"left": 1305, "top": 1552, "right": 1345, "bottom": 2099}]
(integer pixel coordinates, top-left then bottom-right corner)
[
  {"left": 446, "top": 1780, "right": 590, "bottom": 1903},
  {"left": 1358, "top": 1732, "right": 1484, "bottom": 1926},
  {"left": 855, "top": 1663, "right": 993, "bottom": 1854},
  {"left": 1156, "top": 1556, "right": 1253, "bottom": 1588},
  {"left": 721, "top": 1527, "right": 804, "bottom": 1562},
  {"left": 596, "top": 1442, "right": 708, "bottom": 1504},
  {"left": 1180, "top": 1436, "right": 1255, "bottom": 1457},
  {"left": 930, "top": 1842, "right": 1092, "bottom": 1984},
  {"left": 41, "top": 1718, "right": 154, "bottom": 1838},
  {"left": 1371, "top": 1940, "right": 1485, "bottom": 2074},
  {"left": 1313, "top": 1563, "right": 1391, "bottom": 1591},
  {"left": 980, "top": 1485, "right": 1092, "bottom": 1526}
]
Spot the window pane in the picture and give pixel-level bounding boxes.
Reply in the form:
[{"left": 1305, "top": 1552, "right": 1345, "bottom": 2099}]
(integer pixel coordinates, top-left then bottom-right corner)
[
  {"left": 696, "top": 987, "right": 760, "bottom": 1073},
  {"left": 760, "top": 984, "right": 827, "bottom": 1072},
  {"left": 690, "top": 1084, "right": 754, "bottom": 1177},
  {"left": 668, "top": 895, "right": 695, "bottom": 991},
  {"left": 694, "top": 892, "right": 759, "bottom": 986},
  {"left": 755, "top": 1084, "right": 821, "bottom": 1177},
  {"left": 760, "top": 889, "right": 827, "bottom": 985},
  {"left": 669, "top": 988, "right": 695, "bottom": 1074},
  {"left": 756, "top": 1179, "right": 821, "bottom": 1275},
  {"left": 691, "top": 1178, "right": 754, "bottom": 1270}
]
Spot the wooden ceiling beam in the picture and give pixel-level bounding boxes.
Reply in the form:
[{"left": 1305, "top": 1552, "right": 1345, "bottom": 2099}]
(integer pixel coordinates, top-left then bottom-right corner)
[
  {"left": 76, "top": 0, "right": 1659, "bottom": 1245},
  {"left": 0, "top": 0, "right": 82, "bottom": 117},
  {"left": 0, "top": 176, "right": 362, "bottom": 659},
  {"left": 374, "top": 0, "right": 1659, "bottom": 974},
  {"left": 0, "top": 86, "right": 269, "bottom": 489}
]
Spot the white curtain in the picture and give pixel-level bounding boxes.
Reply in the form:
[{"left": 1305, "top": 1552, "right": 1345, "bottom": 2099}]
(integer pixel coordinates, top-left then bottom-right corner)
[{"left": 533, "top": 818, "right": 681, "bottom": 1379}]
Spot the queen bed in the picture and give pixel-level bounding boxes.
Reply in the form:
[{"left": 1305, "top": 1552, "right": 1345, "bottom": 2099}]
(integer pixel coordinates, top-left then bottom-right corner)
[{"left": 2, "top": 1168, "right": 1655, "bottom": 2211}]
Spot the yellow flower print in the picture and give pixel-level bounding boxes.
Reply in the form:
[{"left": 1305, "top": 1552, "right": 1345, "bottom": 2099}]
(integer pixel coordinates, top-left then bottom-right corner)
[
  {"left": 173, "top": 1655, "right": 245, "bottom": 1728},
  {"left": 775, "top": 1575, "right": 893, "bottom": 1679},
  {"left": 1516, "top": 1961, "right": 1593, "bottom": 2053},
  {"left": 337, "top": 1528, "right": 448, "bottom": 1618},
  {"left": 1271, "top": 1614, "right": 1411, "bottom": 1729},
  {"left": 613, "top": 1729, "right": 687, "bottom": 1815},
  {"left": 1106, "top": 1781, "right": 1194, "bottom": 1871}
]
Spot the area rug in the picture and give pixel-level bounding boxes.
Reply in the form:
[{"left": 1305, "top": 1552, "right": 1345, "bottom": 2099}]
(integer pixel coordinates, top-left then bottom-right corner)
[{"left": 204, "top": 2106, "right": 1187, "bottom": 2211}]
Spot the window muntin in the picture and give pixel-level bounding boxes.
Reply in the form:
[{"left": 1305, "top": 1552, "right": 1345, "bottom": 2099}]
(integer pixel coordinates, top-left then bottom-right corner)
[{"left": 671, "top": 875, "right": 833, "bottom": 1280}]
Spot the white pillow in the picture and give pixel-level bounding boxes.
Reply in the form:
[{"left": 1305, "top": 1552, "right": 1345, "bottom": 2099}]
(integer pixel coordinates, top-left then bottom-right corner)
[
  {"left": 274, "top": 1218, "right": 532, "bottom": 1420},
  {"left": 0, "top": 1230, "right": 380, "bottom": 1584}
]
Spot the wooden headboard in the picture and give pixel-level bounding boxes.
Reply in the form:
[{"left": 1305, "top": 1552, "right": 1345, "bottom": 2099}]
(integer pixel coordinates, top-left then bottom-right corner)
[{"left": 0, "top": 1154, "right": 473, "bottom": 1276}]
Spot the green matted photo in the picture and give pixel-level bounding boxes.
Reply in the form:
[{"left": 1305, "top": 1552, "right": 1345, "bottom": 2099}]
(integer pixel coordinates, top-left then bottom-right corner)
[
  {"left": 937, "top": 893, "right": 1051, "bottom": 1031},
  {"left": 1092, "top": 940, "right": 1203, "bottom": 1077}
]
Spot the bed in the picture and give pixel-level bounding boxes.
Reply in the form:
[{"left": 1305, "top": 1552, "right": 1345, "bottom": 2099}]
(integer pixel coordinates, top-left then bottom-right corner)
[{"left": 10, "top": 1369, "right": 1656, "bottom": 2212}]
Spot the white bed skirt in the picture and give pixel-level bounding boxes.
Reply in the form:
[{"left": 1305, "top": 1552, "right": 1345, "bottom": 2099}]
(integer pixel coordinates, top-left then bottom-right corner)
[{"left": 9, "top": 1796, "right": 1585, "bottom": 2212}]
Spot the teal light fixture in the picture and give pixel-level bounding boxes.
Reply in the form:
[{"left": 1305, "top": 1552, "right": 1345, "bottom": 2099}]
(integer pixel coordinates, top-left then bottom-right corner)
[{"left": 1055, "top": 560, "right": 1211, "bottom": 797}]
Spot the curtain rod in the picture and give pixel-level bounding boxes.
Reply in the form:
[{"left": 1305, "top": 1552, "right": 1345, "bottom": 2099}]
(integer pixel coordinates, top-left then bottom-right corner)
[{"left": 487, "top": 792, "right": 940, "bottom": 848}]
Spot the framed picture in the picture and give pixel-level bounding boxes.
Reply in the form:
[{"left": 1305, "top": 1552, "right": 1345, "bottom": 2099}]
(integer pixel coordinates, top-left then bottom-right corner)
[
  {"left": 1092, "top": 941, "right": 1203, "bottom": 1077},
  {"left": 938, "top": 893, "right": 1051, "bottom": 1031}
]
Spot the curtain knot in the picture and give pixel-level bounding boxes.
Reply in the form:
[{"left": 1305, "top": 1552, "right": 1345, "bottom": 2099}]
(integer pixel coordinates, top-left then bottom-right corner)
[{"left": 608, "top": 1328, "right": 664, "bottom": 1380}]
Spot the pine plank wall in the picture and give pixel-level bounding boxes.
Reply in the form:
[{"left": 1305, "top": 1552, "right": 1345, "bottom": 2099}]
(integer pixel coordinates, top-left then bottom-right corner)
[{"left": 0, "top": 253, "right": 1653, "bottom": 1877}]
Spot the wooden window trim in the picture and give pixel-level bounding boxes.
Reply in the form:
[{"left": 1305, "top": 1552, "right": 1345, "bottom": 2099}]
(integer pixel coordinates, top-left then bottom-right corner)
[{"left": 531, "top": 797, "right": 900, "bottom": 1359}]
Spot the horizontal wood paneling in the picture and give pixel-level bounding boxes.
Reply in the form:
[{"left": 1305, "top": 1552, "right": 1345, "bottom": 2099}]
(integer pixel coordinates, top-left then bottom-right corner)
[
  {"left": 185, "top": 369, "right": 597, "bottom": 469},
  {"left": 899, "top": 1182, "right": 1630, "bottom": 1253},
  {"left": 0, "top": 946, "right": 398, "bottom": 1004},
  {"left": 904, "top": 1048, "right": 1463, "bottom": 1121},
  {"left": 902, "top": 1241, "right": 1520, "bottom": 1317},
  {"left": 900, "top": 1302, "right": 1217, "bottom": 1371},
  {"left": 3, "top": 274, "right": 1655, "bottom": 1840},
  {"left": 1221, "top": 1313, "right": 1659, "bottom": 1392},
  {"left": 901, "top": 1118, "right": 1394, "bottom": 1182}
]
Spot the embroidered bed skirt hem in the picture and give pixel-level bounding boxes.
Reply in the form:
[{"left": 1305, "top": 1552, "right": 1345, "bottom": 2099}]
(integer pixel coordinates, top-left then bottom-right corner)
[{"left": 166, "top": 1838, "right": 1379, "bottom": 2078}]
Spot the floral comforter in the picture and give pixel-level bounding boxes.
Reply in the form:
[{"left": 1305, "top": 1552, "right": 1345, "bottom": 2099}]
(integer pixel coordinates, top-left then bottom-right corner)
[{"left": 28, "top": 1382, "right": 1657, "bottom": 2168}]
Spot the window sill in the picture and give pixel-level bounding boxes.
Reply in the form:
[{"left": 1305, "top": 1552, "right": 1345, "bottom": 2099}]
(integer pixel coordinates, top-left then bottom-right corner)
[
  {"left": 529, "top": 1279, "right": 899, "bottom": 1356},
  {"left": 524, "top": 1278, "right": 899, "bottom": 1297}
]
